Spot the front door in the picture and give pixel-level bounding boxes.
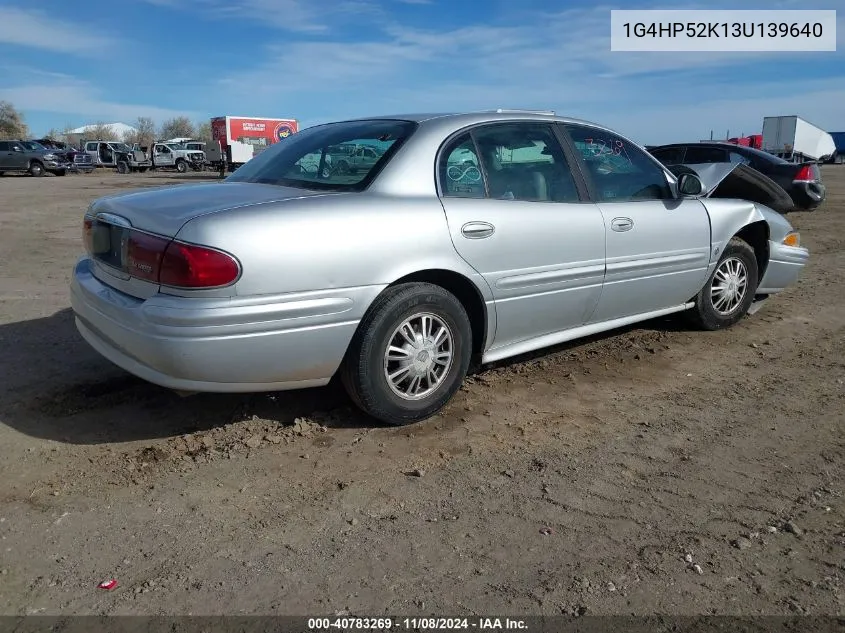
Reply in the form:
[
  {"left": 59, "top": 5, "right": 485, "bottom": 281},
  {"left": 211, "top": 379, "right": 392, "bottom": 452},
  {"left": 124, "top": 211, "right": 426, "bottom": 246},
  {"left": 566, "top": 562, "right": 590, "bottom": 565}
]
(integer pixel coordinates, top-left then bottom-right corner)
[
  {"left": 154, "top": 144, "right": 174, "bottom": 167},
  {"left": 438, "top": 121, "right": 606, "bottom": 352},
  {"left": 562, "top": 124, "right": 712, "bottom": 323}
]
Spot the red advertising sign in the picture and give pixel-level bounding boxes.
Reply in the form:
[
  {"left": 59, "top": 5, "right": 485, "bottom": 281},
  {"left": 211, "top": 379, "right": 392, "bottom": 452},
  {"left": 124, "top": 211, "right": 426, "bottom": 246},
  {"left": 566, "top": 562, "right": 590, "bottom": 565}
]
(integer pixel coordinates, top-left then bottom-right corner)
[{"left": 211, "top": 117, "right": 298, "bottom": 146}]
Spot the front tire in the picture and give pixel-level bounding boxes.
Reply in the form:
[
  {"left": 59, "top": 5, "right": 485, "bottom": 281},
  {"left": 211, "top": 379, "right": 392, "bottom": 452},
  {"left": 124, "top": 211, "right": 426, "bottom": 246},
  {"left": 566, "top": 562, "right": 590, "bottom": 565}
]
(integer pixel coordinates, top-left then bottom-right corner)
[
  {"left": 689, "top": 237, "right": 758, "bottom": 331},
  {"left": 341, "top": 283, "right": 472, "bottom": 426},
  {"left": 29, "top": 161, "right": 44, "bottom": 177},
  {"left": 176, "top": 159, "right": 188, "bottom": 173}
]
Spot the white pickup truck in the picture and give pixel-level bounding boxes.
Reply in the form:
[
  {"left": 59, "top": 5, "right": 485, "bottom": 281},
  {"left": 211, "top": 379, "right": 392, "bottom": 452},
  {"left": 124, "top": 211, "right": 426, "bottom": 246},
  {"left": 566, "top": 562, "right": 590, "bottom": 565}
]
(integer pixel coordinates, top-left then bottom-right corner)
[{"left": 150, "top": 141, "right": 206, "bottom": 173}]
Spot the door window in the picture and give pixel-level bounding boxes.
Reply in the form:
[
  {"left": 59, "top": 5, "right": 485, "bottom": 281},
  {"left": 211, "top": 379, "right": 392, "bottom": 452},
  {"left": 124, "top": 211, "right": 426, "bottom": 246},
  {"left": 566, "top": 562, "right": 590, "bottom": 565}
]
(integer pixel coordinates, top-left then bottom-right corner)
[
  {"left": 439, "top": 133, "right": 485, "bottom": 199},
  {"left": 0, "top": 142, "right": 8, "bottom": 151},
  {"left": 472, "top": 123, "right": 580, "bottom": 202},
  {"left": 86, "top": 142, "right": 97, "bottom": 152},
  {"left": 729, "top": 151, "right": 750, "bottom": 165},
  {"left": 565, "top": 124, "right": 673, "bottom": 202}
]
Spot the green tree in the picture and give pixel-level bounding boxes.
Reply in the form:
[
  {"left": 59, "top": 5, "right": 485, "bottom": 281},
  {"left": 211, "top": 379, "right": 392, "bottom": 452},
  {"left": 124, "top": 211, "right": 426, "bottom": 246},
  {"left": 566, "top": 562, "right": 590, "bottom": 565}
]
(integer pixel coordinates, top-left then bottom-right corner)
[{"left": 0, "top": 101, "right": 29, "bottom": 140}]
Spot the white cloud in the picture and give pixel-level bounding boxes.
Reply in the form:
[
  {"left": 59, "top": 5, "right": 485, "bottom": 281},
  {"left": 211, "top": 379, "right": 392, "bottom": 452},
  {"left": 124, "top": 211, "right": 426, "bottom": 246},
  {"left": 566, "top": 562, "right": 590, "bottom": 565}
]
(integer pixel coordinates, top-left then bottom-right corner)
[
  {"left": 0, "top": 7, "right": 116, "bottom": 55},
  {"left": 140, "top": 0, "right": 381, "bottom": 32},
  {"left": 0, "top": 80, "right": 203, "bottom": 125}
]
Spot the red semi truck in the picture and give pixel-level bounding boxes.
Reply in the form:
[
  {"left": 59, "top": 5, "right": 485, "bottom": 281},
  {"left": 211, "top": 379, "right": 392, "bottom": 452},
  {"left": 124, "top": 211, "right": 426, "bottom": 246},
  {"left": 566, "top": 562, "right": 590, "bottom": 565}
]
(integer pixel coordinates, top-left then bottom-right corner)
[{"left": 209, "top": 116, "right": 298, "bottom": 170}]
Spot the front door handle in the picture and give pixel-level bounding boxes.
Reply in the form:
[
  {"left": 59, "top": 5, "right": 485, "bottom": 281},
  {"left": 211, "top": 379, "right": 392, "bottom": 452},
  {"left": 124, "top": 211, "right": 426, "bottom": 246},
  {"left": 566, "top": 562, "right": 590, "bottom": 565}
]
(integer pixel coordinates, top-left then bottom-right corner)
[
  {"left": 461, "top": 221, "right": 495, "bottom": 239},
  {"left": 610, "top": 217, "right": 634, "bottom": 232}
]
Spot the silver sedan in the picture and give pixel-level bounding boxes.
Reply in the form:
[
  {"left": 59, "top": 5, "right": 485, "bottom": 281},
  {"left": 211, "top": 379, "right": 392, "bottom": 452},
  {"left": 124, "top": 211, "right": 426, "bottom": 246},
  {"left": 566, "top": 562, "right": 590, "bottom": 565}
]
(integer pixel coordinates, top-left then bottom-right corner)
[{"left": 70, "top": 110, "right": 809, "bottom": 425}]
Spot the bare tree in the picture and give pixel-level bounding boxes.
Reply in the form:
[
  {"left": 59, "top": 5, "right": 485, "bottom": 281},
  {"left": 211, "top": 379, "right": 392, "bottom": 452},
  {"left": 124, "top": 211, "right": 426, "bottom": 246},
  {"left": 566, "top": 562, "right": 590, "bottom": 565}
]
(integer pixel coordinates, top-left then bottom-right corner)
[
  {"left": 195, "top": 120, "right": 213, "bottom": 143},
  {"left": 159, "top": 116, "right": 195, "bottom": 140},
  {"left": 0, "top": 101, "right": 30, "bottom": 140},
  {"left": 124, "top": 116, "right": 156, "bottom": 148},
  {"left": 81, "top": 122, "right": 120, "bottom": 141},
  {"left": 44, "top": 128, "right": 64, "bottom": 141}
]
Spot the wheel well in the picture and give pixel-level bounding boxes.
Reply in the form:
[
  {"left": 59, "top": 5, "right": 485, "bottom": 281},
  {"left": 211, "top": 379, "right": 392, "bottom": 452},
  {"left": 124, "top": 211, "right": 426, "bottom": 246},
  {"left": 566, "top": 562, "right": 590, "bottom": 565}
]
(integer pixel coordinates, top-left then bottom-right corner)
[
  {"left": 734, "top": 220, "right": 769, "bottom": 282},
  {"left": 390, "top": 269, "right": 488, "bottom": 358}
]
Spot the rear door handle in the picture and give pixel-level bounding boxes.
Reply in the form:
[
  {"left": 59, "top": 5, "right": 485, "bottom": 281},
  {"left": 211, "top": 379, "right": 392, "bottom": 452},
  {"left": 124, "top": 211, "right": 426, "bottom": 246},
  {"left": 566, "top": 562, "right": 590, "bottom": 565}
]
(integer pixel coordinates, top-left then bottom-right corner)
[
  {"left": 461, "top": 221, "right": 495, "bottom": 239},
  {"left": 610, "top": 217, "right": 634, "bottom": 232}
]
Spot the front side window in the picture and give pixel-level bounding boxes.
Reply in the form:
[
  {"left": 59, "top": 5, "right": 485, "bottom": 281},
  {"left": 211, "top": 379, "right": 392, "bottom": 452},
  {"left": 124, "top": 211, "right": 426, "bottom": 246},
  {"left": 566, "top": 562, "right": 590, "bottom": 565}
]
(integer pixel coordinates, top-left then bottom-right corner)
[
  {"left": 565, "top": 124, "right": 673, "bottom": 202},
  {"left": 729, "top": 151, "right": 751, "bottom": 165},
  {"left": 440, "top": 133, "right": 485, "bottom": 198},
  {"left": 227, "top": 119, "right": 417, "bottom": 191},
  {"left": 472, "top": 123, "right": 580, "bottom": 203}
]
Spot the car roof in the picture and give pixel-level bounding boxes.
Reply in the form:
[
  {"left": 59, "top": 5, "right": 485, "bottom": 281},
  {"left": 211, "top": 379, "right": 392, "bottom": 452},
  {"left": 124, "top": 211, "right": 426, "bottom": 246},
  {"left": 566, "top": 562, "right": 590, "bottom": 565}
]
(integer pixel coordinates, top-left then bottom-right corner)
[{"left": 324, "top": 110, "right": 615, "bottom": 131}]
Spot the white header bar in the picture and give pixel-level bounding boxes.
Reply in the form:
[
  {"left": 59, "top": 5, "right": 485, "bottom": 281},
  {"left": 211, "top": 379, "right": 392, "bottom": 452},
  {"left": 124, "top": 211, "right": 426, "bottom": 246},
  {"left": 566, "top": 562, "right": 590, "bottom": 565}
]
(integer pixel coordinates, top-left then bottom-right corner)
[{"left": 611, "top": 10, "right": 837, "bottom": 52}]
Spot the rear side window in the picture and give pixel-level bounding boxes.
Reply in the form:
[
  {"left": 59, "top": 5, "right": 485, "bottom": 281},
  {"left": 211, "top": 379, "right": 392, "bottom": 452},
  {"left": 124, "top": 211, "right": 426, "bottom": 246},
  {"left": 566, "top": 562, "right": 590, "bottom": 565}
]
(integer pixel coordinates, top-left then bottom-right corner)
[
  {"left": 86, "top": 142, "right": 97, "bottom": 151},
  {"left": 649, "top": 146, "right": 686, "bottom": 165},
  {"left": 440, "top": 133, "right": 485, "bottom": 198},
  {"left": 684, "top": 146, "right": 729, "bottom": 163},
  {"left": 0, "top": 142, "right": 7, "bottom": 151},
  {"left": 472, "top": 123, "right": 580, "bottom": 203},
  {"left": 565, "top": 124, "right": 673, "bottom": 202}
]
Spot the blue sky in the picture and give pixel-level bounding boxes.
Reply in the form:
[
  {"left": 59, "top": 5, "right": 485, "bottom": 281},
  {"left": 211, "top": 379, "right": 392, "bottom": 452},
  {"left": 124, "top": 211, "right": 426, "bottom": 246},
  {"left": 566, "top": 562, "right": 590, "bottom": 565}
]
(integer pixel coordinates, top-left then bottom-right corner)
[{"left": 0, "top": 0, "right": 842, "bottom": 144}]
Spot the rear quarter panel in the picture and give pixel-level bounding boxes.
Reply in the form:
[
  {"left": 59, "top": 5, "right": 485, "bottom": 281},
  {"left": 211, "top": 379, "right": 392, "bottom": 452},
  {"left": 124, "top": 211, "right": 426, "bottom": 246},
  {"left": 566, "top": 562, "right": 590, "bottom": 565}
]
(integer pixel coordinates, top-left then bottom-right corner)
[{"left": 175, "top": 193, "right": 493, "bottom": 301}]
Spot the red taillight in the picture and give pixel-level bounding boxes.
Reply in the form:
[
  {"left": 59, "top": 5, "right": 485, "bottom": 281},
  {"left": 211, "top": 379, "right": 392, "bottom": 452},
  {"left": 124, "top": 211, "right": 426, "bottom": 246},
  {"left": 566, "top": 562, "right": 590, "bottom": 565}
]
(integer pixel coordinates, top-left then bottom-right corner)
[
  {"left": 159, "top": 242, "right": 240, "bottom": 288},
  {"left": 82, "top": 216, "right": 239, "bottom": 289},
  {"left": 83, "top": 217, "right": 94, "bottom": 253},
  {"left": 794, "top": 165, "right": 817, "bottom": 182},
  {"left": 126, "top": 231, "right": 169, "bottom": 282}
]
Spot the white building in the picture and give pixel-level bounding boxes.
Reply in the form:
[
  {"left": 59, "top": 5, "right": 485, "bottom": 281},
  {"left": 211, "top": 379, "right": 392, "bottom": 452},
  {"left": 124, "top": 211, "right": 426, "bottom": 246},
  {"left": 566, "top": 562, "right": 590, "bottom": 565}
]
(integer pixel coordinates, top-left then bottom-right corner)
[{"left": 65, "top": 122, "right": 138, "bottom": 143}]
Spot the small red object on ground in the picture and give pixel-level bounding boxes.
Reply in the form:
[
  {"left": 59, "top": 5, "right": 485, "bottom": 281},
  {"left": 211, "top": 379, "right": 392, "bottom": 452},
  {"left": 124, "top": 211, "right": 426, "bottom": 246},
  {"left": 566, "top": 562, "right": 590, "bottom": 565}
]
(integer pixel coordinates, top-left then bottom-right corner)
[{"left": 97, "top": 579, "right": 118, "bottom": 591}]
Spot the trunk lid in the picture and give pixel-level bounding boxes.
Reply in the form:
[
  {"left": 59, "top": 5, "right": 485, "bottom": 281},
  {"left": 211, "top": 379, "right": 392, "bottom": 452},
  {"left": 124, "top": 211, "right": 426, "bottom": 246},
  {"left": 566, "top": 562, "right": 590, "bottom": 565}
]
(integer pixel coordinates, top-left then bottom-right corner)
[
  {"left": 89, "top": 181, "right": 338, "bottom": 237},
  {"left": 669, "top": 162, "right": 795, "bottom": 214},
  {"left": 85, "top": 181, "right": 344, "bottom": 300}
]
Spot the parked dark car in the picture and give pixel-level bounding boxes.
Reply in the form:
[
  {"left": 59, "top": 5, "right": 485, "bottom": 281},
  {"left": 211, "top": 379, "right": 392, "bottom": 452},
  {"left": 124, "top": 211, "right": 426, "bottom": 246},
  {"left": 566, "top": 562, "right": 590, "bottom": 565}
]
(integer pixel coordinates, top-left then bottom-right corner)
[
  {"left": 647, "top": 142, "right": 825, "bottom": 212},
  {"left": 0, "top": 139, "right": 67, "bottom": 176},
  {"left": 33, "top": 138, "right": 81, "bottom": 163}
]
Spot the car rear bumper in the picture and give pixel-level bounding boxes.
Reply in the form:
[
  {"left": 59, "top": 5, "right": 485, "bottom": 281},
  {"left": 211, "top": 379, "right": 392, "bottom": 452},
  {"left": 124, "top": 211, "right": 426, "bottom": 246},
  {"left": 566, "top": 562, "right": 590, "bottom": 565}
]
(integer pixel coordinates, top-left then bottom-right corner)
[
  {"left": 758, "top": 240, "right": 809, "bottom": 294},
  {"left": 70, "top": 257, "right": 382, "bottom": 393},
  {"left": 790, "top": 181, "right": 825, "bottom": 209}
]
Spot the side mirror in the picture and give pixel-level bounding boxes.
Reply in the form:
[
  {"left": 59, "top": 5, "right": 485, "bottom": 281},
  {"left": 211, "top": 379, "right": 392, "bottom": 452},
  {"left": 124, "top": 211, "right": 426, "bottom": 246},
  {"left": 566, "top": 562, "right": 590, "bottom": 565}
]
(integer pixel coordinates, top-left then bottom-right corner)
[{"left": 677, "top": 172, "right": 703, "bottom": 196}]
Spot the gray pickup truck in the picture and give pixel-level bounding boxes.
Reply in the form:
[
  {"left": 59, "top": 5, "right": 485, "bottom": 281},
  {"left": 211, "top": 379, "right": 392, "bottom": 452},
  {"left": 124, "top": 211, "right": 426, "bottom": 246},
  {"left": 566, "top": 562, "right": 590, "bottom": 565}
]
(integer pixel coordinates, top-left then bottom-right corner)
[{"left": 0, "top": 139, "right": 67, "bottom": 176}]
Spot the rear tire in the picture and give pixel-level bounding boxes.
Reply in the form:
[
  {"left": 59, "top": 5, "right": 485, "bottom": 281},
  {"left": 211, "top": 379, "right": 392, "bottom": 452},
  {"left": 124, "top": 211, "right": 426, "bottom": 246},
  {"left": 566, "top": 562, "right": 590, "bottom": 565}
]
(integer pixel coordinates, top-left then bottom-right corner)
[
  {"left": 341, "top": 283, "right": 472, "bottom": 426},
  {"left": 29, "top": 161, "right": 44, "bottom": 177},
  {"left": 688, "top": 237, "right": 758, "bottom": 331}
]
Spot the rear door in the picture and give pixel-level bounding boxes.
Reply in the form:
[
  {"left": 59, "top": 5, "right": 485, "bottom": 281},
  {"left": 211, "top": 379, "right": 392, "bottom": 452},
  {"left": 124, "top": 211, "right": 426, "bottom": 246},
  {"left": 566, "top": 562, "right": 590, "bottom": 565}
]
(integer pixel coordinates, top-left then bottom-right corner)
[
  {"left": 562, "top": 123, "right": 712, "bottom": 323},
  {"left": 0, "top": 141, "right": 9, "bottom": 169},
  {"left": 437, "top": 121, "right": 606, "bottom": 352}
]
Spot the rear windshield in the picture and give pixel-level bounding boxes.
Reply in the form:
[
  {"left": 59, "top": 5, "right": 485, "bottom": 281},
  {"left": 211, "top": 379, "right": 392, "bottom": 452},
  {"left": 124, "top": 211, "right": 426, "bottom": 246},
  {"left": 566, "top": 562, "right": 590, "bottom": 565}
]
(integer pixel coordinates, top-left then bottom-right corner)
[{"left": 226, "top": 119, "right": 417, "bottom": 191}]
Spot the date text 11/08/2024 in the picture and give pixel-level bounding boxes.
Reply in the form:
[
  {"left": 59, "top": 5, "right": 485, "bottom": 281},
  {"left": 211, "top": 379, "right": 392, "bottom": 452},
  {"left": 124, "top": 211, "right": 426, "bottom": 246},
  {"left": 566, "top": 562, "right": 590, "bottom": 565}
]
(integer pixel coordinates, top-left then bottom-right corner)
[{"left": 307, "top": 617, "right": 529, "bottom": 630}]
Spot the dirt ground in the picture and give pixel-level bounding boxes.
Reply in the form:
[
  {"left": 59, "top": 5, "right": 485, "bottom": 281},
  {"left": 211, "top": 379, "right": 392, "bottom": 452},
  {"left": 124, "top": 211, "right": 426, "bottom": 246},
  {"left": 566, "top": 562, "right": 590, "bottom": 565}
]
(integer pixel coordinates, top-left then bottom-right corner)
[{"left": 0, "top": 166, "right": 842, "bottom": 618}]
